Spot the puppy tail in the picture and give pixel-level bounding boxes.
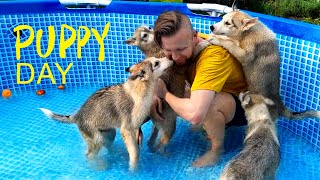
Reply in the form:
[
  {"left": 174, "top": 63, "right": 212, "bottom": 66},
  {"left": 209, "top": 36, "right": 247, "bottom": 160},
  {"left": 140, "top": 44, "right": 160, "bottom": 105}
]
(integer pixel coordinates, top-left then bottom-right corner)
[
  {"left": 219, "top": 169, "right": 237, "bottom": 180},
  {"left": 39, "top": 108, "right": 75, "bottom": 124},
  {"left": 281, "top": 107, "right": 320, "bottom": 120}
]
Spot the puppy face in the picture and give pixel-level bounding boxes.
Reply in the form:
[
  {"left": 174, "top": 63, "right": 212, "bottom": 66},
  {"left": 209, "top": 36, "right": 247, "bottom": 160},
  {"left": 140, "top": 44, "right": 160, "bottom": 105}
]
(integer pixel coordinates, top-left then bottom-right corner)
[
  {"left": 239, "top": 91, "right": 274, "bottom": 120},
  {"left": 210, "top": 11, "right": 258, "bottom": 38},
  {"left": 125, "top": 25, "right": 154, "bottom": 47},
  {"left": 126, "top": 57, "right": 173, "bottom": 81}
]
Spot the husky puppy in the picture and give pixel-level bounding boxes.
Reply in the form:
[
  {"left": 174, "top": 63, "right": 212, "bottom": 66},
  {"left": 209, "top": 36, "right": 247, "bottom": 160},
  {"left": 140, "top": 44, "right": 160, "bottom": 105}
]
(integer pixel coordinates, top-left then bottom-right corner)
[
  {"left": 206, "top": 10, "right": 320, "bottom": 120},
  {"left": 39, "top": 57, "right": 173, "bottom": 171},
  {"left": 126, "top": 25, "right": 165, "bottom": 58},
  {"left": 220, "top": 91, "right": 280, "bottom": 180},
  {"left": 126, "top": 25, "right": 186, "bottom": 153}
]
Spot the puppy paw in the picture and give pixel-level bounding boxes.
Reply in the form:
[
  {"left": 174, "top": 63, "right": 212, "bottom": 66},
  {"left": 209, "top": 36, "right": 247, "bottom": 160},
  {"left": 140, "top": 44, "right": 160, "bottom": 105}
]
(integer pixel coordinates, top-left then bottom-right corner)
[
  {"left": 87, "top": 156, "right": 109, "bottom": 171},
  {"left": 190, "top": 124, "right": 205, "bottom": 132},
  {"left": 129, "top": 161, "right": 138, "bottom": 172},
  {"left": 208, "top": 35, "right": 240, "bottom": 47},
  {"left": 147, "top": 141, "right": 157, "bottom": 153},
  {"left": 192, "top": 151, "right": 220, "bottom": 167},
  {"left": 158, "top": 145, "right": 172, "bottom": 157},
  {"left": 161, "top": 151, "right": 172, "bottom": 158},
  {"left": 207, "top": 35, "right": 221, "bottom": 46},
  {"left": 147, "top": 146, "right": 157, "bottom": 153},
  {"left": 214, "top": 34, "right": 230, "bottom": 40}
]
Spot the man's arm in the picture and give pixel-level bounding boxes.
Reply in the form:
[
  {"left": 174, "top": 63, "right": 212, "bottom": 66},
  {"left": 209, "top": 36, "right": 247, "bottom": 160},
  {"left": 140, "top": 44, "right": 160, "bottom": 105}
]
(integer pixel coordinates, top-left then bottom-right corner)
[{"left": 158, "top": 79, "right": 215, "bottom": 125}]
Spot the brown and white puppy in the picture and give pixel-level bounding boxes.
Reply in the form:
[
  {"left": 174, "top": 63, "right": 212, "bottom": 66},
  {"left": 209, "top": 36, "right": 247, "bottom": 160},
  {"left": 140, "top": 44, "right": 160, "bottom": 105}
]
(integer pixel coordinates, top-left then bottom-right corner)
[
  {"left": 126, "top": 25, "right": 186, "bottom": 153},
  {"left": 126, "top": 25, "right": 165, "bottom": 58},
  {"left": 207, "top": 10, "right": 320, "bottom": 120},
  {"left": 220, "top": 91, "right": 280, "bottom": 180},
  {"left": 39, "top": 57, "right": 173, "bottom": 171}
]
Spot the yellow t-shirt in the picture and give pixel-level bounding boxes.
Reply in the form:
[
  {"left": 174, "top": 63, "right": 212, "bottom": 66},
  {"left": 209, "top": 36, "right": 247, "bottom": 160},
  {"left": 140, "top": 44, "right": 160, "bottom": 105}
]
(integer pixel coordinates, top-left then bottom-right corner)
[
  {"left": 187, "top": 44, "right": 248, "bottom": 96},
  {"left": 198, "top": 32, "right": 210, "bottom": 39}
]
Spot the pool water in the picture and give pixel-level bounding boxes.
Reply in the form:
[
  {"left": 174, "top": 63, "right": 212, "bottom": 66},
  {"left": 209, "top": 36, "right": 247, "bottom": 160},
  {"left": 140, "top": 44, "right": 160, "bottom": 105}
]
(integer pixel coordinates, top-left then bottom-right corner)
[{"left": 1, "top": 86, "right": 320, "bottom": 179}]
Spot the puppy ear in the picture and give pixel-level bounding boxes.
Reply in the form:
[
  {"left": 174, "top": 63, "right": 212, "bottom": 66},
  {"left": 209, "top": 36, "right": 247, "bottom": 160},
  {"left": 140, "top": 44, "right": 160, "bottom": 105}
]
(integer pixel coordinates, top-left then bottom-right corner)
[
  {"left": 241, "top": 18, "right": 258, "bottom": 31},
  {"left": 128, "top": 73, "right": 139, "bottom": 80},
  {"left": 141, "top": 24, "right": 148, "bottom": 28},
  {"left": 239, "top": 91, "right": 251, "bottom": 107},
  {"left": 125, "top": 37, "right": 136, "bottom": 45},
  {"left": 151, "top": 60, "right": 160, "bottom": 72},
  {"left": 141, "top": 24, "right": 152, "bottom": 30},
  {"left": 125, "top": 66, "right": 131, "bottom": 73},
  {"left": 242, "top": 95, "right": 251, "bottom": 107},
  {"left": 239, "top": 91, "right": 248, "bottom": 101},
  {"left": 264, "top": 98, "right": 275, "bottom": 106},
  {"left": 128, "top": 70, "right": 146, "bottom": 81}
]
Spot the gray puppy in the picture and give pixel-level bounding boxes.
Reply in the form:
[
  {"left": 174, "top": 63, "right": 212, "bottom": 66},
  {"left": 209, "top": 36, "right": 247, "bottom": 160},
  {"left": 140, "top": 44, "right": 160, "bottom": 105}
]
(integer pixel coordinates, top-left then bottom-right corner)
[
  {"left": 220, "top": 91, "right": 280, "bottom": 180},
  {"left": 40, "top": 57, "right": 173, "bottom": 171},
  {"left": 126, "top": 25, "right": 186, "bottom": 153},
  {"left": 206, "top": 10, "right": 320, "bottom": 120}
]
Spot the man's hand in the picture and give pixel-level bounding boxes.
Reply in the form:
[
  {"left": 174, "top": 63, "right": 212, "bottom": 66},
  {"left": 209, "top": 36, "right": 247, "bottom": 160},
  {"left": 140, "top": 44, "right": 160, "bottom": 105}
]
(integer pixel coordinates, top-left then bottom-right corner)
[
  {"left": 150, "top": 78, "right": 168, "bottom": 121},
  {"left": 184, "top": 80, "right": 191, "bottom": 98},
  {"left": 150, "top": 95, "right": 165, "bottom": 121},
  {"left": 157, "top": 78, "right": 168, "bottom": 99}
]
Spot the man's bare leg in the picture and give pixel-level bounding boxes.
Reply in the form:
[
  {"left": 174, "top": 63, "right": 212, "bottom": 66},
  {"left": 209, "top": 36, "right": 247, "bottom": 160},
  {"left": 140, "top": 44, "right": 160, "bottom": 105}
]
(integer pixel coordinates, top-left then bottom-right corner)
[{"left": 192, "top": 92, "right": 236, "bottom": 167}]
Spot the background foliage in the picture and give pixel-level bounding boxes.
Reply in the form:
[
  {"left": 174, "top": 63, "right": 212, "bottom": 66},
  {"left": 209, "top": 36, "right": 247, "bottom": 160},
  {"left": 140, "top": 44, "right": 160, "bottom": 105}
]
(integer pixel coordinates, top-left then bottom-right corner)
[{"left": 149, "top": 0, "right": 320, "bottom": 25}]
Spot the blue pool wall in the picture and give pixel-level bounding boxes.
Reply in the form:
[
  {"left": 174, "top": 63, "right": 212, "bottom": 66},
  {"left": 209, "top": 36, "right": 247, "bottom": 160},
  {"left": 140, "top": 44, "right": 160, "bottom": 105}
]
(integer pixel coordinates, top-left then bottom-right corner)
[{"left": 0, "top": 1, "right": 320, "bottom": 149}]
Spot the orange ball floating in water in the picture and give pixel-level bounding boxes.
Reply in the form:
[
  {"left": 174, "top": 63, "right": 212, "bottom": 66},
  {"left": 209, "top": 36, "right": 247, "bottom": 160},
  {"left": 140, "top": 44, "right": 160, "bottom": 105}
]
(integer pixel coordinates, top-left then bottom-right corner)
[
  {"left": 58, "top": 85, "right": 65, "bottom": 90},
  {"left": 2, "top": 89, "right": 12, "bottom": 98},
  {"left": 36, "top": 90, "right": 45, "bottom": 96}
]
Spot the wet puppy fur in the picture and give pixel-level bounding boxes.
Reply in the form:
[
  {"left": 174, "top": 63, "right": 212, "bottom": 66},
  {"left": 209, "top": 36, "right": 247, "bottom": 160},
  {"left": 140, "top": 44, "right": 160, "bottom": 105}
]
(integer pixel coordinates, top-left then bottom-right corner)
[
  {"left": 220, "top": 92, "right": 280, "bottom": 180},
  {"left": 40, "top": 57, "right": 173, "bottom": 171}
]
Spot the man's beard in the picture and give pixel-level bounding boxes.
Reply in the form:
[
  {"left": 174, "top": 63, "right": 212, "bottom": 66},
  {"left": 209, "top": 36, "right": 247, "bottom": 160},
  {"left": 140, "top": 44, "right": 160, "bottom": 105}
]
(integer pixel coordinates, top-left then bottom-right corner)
[{"left": 174, "top": 60, "right": 190, "bottom": 71}]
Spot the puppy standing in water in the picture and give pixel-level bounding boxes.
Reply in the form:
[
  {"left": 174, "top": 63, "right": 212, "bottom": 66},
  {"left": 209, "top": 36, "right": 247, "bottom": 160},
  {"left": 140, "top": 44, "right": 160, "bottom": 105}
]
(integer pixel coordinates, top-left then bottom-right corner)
[
  {"left": 220, "top": 92, "right": 280, "bottom": 180},
  {"left": 39, "top": 57, "right": 173, "bottom": 171},
  {"left": 207, "top": 10, "right": 320, "bottom": 120},
  {"left": 126, "top": 25, "right": 186, "bottom": 153}
]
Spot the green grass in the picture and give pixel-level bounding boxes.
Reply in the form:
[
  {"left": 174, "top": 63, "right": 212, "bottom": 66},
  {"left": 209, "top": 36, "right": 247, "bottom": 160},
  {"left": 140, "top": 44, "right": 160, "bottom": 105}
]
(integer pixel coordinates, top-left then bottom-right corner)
[
  {"left": 303, "top": 17, "right": 320, "bottom": 24},
  {"left": 260, "top": 0, "right": 320, "bottom": 25}
]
